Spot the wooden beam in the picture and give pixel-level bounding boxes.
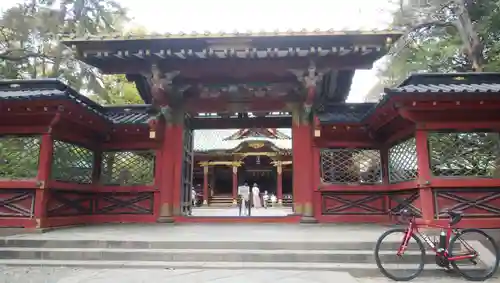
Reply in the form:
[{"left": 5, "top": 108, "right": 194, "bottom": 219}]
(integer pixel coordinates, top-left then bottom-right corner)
[{"left": 84, "top": 54, "right": 379, "bottom": 75}]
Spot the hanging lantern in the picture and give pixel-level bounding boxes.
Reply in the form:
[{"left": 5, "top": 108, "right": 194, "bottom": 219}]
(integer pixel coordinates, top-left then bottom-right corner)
[{"left": 256, "top": 155, "right": 260, "bottom": 165}]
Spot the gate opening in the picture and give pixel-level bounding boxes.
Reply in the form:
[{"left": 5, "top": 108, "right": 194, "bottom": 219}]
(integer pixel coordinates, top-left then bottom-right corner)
[{"left": 183, "top": 125, "right": 294, "bottom": 217}]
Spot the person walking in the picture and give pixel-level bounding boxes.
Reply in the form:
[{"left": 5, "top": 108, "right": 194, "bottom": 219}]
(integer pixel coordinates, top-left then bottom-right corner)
[
  {"left": 238, "top": 182, "right": 250, "bottom": 216},
  {"left": 252, "top": 183, "right": 261, "bottom": 208}
]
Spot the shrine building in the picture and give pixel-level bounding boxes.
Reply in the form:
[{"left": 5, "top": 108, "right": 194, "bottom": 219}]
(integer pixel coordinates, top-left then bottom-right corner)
[
  {"left": 193, "top": 128, "right": 293, "bottom": 207},
  {"left": 0, "top": 30, "right": 500, "bottom": 229}
]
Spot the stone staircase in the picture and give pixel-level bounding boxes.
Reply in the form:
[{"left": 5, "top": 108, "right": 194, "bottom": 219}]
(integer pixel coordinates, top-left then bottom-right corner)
[
  {"left": 0, "top": 238, "right": 461, "bottom": 277},
  {"left": 209, "top": 194, "right": 234, "bottom": 207}
]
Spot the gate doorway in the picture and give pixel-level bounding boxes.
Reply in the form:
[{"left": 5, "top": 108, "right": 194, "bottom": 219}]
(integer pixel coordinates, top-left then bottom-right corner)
[{"left": 184, "top": 126, "right": 295, "bottom": 219}]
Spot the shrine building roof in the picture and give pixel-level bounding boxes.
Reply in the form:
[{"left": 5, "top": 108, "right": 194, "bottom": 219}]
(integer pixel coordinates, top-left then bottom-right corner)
[{"left": 194, "top": 129, "right": 292, "bottom": 152}]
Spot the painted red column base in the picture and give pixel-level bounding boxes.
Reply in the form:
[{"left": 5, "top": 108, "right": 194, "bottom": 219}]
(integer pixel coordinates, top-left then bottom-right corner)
[
  {"left": 232, "top": 170, "right": 238, "bottom": 205},
  {"left": 276, "top": 172, "right": 283, "bottom": 205}
]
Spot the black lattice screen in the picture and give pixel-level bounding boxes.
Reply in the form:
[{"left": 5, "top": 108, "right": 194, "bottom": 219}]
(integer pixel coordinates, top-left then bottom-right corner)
[
  {"left": 101, "top": 151, "right": 155, "bottom": 185},
  {"left": 181, "top": 116, "right": 194, "bottom": 215},
  {"left": 52, "top": 140, "right": 94, "bottom": 184},
  {"left": 428, "top": 132, "right": 500, "bottom": 177},
  {"left": 389, "top": 137, "right": 418, "bottom": 183},
  {"left": 320, "top": 149, "right": 382, "bottom": 184},
  {"left": 0, "top": 136, "right": 41, "bottom": 179}
]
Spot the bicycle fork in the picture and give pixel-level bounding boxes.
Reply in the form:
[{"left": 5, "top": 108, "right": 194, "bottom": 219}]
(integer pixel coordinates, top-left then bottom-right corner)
[{"left": 397, "top": 228, "right": 414, "bottom": 256}]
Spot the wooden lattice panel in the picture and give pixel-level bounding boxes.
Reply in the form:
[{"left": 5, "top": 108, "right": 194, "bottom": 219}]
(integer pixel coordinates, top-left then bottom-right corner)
[
  {"left": 95, "top": 192, "right": 154, "bottom": 215},
  {"left": 320, "top": 149, "right": 382, "bottom": 184},
  {"left": 387, "top": 190, "right": 422, "bottom": 217},
  {"left": 47, "top": 191, "right": 94, "bottom": 217},
  {"left": 51, "top": 140, "right": 94, "bottom": 184},
  {"left": 433, "top": 188, "right": 500, "bottom": 218},
  {"left": 0, "top": 190, "right": 35, "bottom": 217},
  {"left": 388, "top": 137, "right": 418, "bottom": 183},
  {"left": 0, "top": 136, "right": 41, "bottom": 180},
  {"left": 321, "top": 192, "right": 386, "bottom": 215},
  {"left": 47, "top": 191, "right": 155, "bottom": 216},
  {"left": 101, "top": 151, "right": 155, "bottom": 186},
  {"left": 428, "top": 132, "right": 500, "bottom": 178}
]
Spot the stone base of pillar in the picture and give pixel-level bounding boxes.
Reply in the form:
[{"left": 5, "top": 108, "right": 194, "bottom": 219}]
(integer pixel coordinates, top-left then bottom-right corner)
[
  {"left": 203, "top": 200, "right": 208, "bottom": 205},
  {"left": 156, "top": 216, "right": 175, "bottom": 223},
  {"left": 277, "top": 199, "right": 282, "bottom": 206},
  {"left": 300, "top": 216, "right": 318, "bottom": 224},
  {"left": 300, "top": 202, "right": 317, "bottom": 223}
]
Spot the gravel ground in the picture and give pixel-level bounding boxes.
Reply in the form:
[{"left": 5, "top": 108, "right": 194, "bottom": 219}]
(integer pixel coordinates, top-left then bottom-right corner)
[{"left": 0, "top": 266, "right": 485, "bottom": 283}]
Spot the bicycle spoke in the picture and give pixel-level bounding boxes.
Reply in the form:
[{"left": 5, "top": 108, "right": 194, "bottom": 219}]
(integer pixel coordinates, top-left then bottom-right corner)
[
  {"left": 449, "top": 228, "right": 499, "bottom": 281},
  {"left": 375, "top": 228, "right": 426, "bottom": 281}
]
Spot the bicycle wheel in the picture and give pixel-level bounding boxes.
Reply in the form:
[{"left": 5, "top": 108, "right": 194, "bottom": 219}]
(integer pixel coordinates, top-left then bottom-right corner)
[
  {"left": 449, "top": 228, "right": 499, "bottom": 281},
  {"left": 374, "top": 228, "right": 426, "bottom": 281}
]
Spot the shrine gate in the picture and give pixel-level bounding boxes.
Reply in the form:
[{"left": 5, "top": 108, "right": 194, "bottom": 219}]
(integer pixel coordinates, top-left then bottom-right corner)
[{"left": 0, "top": 30, "right": 499, "bottom": 229}]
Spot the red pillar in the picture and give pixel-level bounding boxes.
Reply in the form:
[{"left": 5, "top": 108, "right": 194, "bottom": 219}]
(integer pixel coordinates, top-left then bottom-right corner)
[
  {"left": 157, "top": 124, "right": 174, "bottom": 222},
  {"left": 311, "top": 146, "right": 321, "bottom": 218},
  {"left": 276, "top": 163, "right": 283, "bottom": 205},
  {"left": 34, "top": 133, "right": 53, "bottom": 229},
  {"left": 153, "top": 147, "right": 163, "bottom": 219},
  {"left": 292, "top": 108, "right": 316, "bottom": 222},
  {"left": 170, "top": 124, "right": 184, "bottom": 216},
  {"left": 232, "top": 165, "right": 238, "bottom": 205},
  {"left": 203, "top": 166, "right": 209, "bottom": 205},
  {"left": 292, "top": 122, "right": 304, "bottom": 215},
  {"left": 415, "top": 129, "right": 435, "bottom": 223}
]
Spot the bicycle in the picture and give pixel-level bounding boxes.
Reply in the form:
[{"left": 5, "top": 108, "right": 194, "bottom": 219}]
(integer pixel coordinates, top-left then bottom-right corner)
[{"left": 374, "top": 209, "right": 499, "bottom": 281}]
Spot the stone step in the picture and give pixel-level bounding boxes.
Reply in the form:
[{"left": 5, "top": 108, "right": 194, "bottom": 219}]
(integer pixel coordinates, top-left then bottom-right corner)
[
  {"left": 0, "top": 247, "right": 434, "bottom": 263},
  {"left": 0, "top": 239, "right": 427, "bottom": 251},
  {"left": 0, "top": 259, "right": 478, "bottom": 278}
]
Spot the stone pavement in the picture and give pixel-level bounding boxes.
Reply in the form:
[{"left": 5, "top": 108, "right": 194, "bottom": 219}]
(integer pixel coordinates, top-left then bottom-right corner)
[
  {"left": 0, "top": 266, "right": 472, "bottom": 283},
  {"left": 2, "top": 223, "right": 389, "bottom": 242},
  {"left": 191, "top": 207, "right": 293, "bottom": 217}
]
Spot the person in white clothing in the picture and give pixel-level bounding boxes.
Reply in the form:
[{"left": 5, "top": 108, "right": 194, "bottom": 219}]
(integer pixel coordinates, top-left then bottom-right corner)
[
  {"left": 238, "top": 182, "right": 250, "bottom": 216},
  {"left": 252, "top": 183, "right": 261, "bottom": 208},
  {"left": 262, "top": 190, "right": 269, "bottom": 209},
  {"left": 270, "top": 194, "right": 277, "bottom": 206}
]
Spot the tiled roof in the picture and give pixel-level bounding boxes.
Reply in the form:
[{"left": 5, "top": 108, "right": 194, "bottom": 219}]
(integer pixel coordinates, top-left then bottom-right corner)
[
  {"left": 388, "top": 73, "right": 500, "bottom": 93},
  {"left": 392, "top": 83, "right": 500, "bottom": 93},
  {"left": 194, "top": 129, "right": 292, "bottom": 152},
  {"left": 103, "top": 105, "right": 151, "bottom": 124},
  {"left": 62, "top": 29, "right": 402, "bottom": 42},
  {"left": 0, "top": 79, "right": 150, "bottom": 125},
  {"left": 0, "top": 89, "right": 67, "bottom": 99},
  {"left": 316, "top": 103, "right": 376, "bottom": 123},
  {"left": 317, "top": 73, "right": 500, "bottom": 125}
]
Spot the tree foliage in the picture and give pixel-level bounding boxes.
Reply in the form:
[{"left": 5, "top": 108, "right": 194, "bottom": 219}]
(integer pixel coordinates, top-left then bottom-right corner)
[
  {"left": 89, "top": 74, "right": 144, "bottom": 105},
  {"left": 0, "top": 1, "right": 145, "bottom": 182},
  {"left": 377, "top": 0, "right": 500, "bottom": 87},
  {"left": 0, "top": 0, "right": 141, "bottom": 103}
]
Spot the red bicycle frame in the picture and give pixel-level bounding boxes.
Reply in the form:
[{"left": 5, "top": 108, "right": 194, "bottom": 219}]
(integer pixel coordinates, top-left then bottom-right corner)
[{"left": 397, "top": 217, "right": 477, "bottom": 262}]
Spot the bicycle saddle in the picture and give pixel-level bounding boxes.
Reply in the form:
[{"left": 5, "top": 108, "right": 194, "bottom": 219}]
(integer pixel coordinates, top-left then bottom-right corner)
[
  {"left": 446, "top": 210, "right": 463, "bottom": 226},
  {"left": 400, "top": 209, "right": 417, "bottom": 217}
]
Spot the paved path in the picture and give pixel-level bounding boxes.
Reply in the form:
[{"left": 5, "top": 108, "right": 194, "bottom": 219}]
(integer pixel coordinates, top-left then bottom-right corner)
[
  {"left": 1, "top": 223, "right": 389, "bottom": 242},
  {"left": 0, "top": 267, "right": 472, "bottom": 283},
  {"left": 191, "top": 207, "right": 293, "bottom": 217}
]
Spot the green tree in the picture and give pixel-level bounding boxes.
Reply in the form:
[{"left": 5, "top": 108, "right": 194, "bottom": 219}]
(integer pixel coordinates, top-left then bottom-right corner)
[
  {"left": 377, "top": 0, "right": 500, "bottom": 87},
  {"left": 0, "top": 0, "right": 128, "bottom": 94},
  {"left": 89, "top": 74, "right": 143, "bottom": 105}
]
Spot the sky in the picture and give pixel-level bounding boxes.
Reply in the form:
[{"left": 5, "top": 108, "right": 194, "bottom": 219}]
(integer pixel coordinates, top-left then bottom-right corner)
[{"left": 1, "top": 0, "right": 396, "bottom": 102}]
